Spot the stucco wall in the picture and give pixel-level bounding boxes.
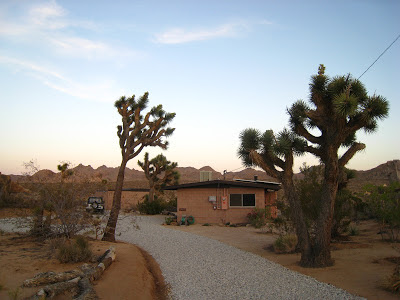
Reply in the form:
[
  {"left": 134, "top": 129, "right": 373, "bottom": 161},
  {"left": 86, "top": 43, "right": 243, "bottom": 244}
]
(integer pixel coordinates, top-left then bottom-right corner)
[
  {"left": 177, "top": 187, "right": 277, "bottom": 224},
  {"left": 96, "top": 190, "right": 148, "bottom": 210}
]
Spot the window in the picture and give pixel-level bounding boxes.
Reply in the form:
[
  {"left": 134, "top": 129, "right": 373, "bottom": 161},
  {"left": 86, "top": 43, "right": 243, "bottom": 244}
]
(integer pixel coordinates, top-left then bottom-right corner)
[{"left": 229, "top": 194, "right": 255, "bottom": 207}]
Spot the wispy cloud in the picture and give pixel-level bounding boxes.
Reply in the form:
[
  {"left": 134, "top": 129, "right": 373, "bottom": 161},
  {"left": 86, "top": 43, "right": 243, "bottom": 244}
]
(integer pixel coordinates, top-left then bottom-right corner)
[
  {"left": 154, "top": 22, "right": 248, "bottom": 44},
  {"left": 154, "top": 20, "right": 271, "bottom": 44},
  {"left": 0, "top": 1, "right": 133, "bottom": 60},
  {"left": 28, "top": 0, "right": 67, "bottom": 29},
  {"left": 0, "top": 55, "right": 117, "bottom": 102},
  {"left": 0, "top": 56, "right": 64, "bottom": 80},
  {"left": 0, "top": 1, "right": 138, "bottom": 101}
]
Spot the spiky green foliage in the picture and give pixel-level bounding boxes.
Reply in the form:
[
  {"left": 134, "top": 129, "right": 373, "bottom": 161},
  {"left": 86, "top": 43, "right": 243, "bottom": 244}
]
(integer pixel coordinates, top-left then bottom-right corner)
[
  {"left": 284, "top": 64, "right": 389, "bottom": 267},
  {"left": 288, "top": 65, "right": 389, "bottom": 167},
  {"left": 115, "top": 92, "right": 176, "bottom": 158},
  {"left": 138, "top": 152, "right": 179, "bottom": 202},
  {"left": 103, "top": 92, "right": 176, "bottom": 242},
  {"left": 238, "top": 65, "right": 389, "bottom": 268},
  {"left": 238, "top": 128, "right": 306, "bottom": 178}
]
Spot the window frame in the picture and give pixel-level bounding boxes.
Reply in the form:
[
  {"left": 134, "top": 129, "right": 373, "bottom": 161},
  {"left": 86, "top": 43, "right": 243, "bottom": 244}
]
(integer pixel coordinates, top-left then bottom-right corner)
[{"left": 229, "top": 193, "right": 256, "bottom": 208}]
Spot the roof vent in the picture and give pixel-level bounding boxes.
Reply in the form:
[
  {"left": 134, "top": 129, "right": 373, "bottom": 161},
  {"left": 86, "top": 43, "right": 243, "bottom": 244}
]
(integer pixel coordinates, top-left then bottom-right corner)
[
  {"left": 254, "top": 175, "right": 258, "bottom": 181},
  {"left": 200, "top": 171, "right": 212, "bottom": 182}
]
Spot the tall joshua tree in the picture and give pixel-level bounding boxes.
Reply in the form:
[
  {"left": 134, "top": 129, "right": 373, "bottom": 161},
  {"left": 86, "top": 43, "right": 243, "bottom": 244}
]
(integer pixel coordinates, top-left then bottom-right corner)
[
  {"left": 102, "top": 92, "right": 175, "bottom": 242},
  {"left": 287, "top": 64, "right": 389, "bottom": 266},
  {"left": 240, "top": 65, "right": 389, "bottom": 267},
  {"left": 138, "top": 152, "right": 179, "bottom": 202}
]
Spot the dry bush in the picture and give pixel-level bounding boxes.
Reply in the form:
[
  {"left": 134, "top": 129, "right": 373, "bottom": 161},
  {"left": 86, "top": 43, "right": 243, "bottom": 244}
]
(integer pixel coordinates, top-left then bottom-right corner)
[
  {"left": 56, "top": 235, "right": 92, "bottom": 263},
  {"left": 381, "top": 244, "right": 400, "bottom": 294},
  {"left": 273, "top": 234, "right": 298, "bottom": 254}
]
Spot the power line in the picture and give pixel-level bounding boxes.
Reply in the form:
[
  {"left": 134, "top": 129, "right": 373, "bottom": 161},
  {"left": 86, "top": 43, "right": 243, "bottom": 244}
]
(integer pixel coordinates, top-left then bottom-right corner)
[
  {"left": 358, "top": 33, "right": 400, "bottom": 80},
  {"left": 226, "top": 166, "right": 245, "bottom": 173}
]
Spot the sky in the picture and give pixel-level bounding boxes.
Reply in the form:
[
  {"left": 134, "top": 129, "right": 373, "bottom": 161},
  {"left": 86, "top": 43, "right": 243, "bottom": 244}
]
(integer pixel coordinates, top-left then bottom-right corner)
[{"left": 0, "top": 0, "right": 399, "bottom": 175}]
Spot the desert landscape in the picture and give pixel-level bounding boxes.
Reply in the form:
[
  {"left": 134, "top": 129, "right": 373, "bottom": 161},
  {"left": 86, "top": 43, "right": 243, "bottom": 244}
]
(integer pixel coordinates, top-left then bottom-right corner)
[
  {"left": 1, "top": 209, "right": 400, "bottom": 299},
  {"left": 1, "top": 1, "right": 398, "bottom": 299},
  {"left": 1, "top": 160, "right": 399, "bottom": 299},
  {"left": 0, "top": 212, "right": 167, "bottom": 299},
  {"left": 172, "top": 219, "right": 400, "bottom": 300}
]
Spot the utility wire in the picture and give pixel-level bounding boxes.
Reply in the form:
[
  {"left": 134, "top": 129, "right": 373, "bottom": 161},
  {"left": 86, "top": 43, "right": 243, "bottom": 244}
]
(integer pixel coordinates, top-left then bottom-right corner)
[
  {"left": 226, "top": 166, "right": 245, "bottom": 173},
  {"left": 358, "top": 33, "right": 400, "bottom": 80}
]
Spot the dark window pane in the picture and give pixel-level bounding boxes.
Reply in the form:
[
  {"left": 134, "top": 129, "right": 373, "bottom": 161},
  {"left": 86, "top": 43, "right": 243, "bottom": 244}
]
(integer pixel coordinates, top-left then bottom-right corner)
[
  {"left": 243, "top": 194, "right": 255, "bottom": 206},
  {"left": 230, "top": 194, "right": 242, "bottom": 206}
]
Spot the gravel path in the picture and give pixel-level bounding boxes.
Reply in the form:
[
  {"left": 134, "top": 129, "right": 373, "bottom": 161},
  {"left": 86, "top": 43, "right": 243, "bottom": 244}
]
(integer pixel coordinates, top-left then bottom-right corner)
[{"left": 116, "top": 215, "right": 363, "bottom": 300}]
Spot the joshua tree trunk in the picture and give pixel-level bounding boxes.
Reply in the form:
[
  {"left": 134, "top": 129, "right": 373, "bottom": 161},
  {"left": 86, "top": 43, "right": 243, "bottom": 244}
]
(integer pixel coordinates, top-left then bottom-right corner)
[
  {"left": 281, "top": 173, "right": 314, "bottom": 267},
  {"left": 148, "top": 179, "right": 155, "bottom": 202},
  {"left": 312, "top": 150, "right": 338, "bottom": 267},
  {"left": 102, "top": 158, "right": 128, "bottom": 242}
]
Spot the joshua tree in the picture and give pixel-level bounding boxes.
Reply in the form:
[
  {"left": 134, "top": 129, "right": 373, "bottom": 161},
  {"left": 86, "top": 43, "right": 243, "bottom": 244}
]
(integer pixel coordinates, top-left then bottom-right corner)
[
  {"left": 239, "top": 65, "right": 389, "bottom": 267},
  {"left": 286, "top": 64, "right": 388, "bottom": 266},
  {"left": 238, "top": 128, "right": 312, "bottom": 266},
  {"left": 138, "top": 152, "right": 179, "bottom": 202},
  {"left": 102, "top": 92, "right": 175, "bottom": 242}
]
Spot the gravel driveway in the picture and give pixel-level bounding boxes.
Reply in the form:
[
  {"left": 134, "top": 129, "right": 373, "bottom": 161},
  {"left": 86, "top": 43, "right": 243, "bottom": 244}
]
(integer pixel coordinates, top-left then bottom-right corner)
[{"left": 116, "top": 215, "right": 363, "bottom": 300}]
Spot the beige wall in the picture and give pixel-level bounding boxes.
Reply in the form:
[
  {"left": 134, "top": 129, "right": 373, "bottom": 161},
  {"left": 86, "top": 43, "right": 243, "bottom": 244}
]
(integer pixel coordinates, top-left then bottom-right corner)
[
  {"left": 177, "top": 187, "right": 277, "bottom": 224},
  {"left": 96, "top": 190, "right": 148, "bottom": 210}
]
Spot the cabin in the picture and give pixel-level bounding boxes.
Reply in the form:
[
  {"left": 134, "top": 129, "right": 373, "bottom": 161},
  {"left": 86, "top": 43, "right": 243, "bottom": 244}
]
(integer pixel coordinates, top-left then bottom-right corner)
[{"left": 164, "top": 178, "right": 280, "bottom": 224}]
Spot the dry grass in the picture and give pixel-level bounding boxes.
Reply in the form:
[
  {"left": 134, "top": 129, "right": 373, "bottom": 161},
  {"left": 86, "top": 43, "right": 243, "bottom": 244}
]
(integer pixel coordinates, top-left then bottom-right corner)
[{"left": 273, "top": 234, "right": 298, "bottom": 254}]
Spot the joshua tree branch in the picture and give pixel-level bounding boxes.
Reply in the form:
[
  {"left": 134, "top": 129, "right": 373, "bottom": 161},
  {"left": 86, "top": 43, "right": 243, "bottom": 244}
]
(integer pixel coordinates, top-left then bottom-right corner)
[
  {"left": 295, "top": 123, "right": 320, "bottom": 145},
  {"left": 304, "top": 145, "right": 322, "bottom": 157},
  {"left": 338, "top": 143, "right": 366, "bottom": 168},
  {"left": 249, "top": 150, "right": 280, "bottom": 179}
]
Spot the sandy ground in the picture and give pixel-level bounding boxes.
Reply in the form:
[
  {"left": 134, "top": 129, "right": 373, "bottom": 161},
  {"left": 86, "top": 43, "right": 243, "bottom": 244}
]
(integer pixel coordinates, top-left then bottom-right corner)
[
  {"left": 1, "top": 207, "right": 398, "bottom": 300},
  {"left": 171, "top": 220, "right": 400, "bottom": 300},
  {"left": 0, "top": 208, "right": 166, "bottom": 300}
]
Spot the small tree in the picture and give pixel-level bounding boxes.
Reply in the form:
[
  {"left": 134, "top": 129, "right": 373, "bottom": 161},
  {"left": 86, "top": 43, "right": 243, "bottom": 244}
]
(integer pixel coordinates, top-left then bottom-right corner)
[
  {"left": 295, "top": 164, "right": 357, "bottom": 238},
  {"left": 239, "top": 128, "right": 313, "bottom": 266},
  {"left": 23, "top": 160, "right": 102, "bottom": 238},
  {"left": 102, "top": 92, "right": 175, "bottom": 242},
  {"left": 138, "top": 152, "right": 179, "bottom": 203},
  {"left": 364, "top": 182, "right": 400, "bottom": 241},
  {"left": 22, "top": 160, "right": 49, "bottom": 237}
]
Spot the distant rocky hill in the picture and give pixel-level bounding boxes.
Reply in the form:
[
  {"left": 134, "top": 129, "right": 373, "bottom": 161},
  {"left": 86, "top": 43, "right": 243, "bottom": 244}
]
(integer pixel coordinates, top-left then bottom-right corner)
[
  {"left": 347, "top": 160, "right": 400, "bottom": 191},
  {"left": 8, "top": 160, "right": 399, "bottom": 191}
]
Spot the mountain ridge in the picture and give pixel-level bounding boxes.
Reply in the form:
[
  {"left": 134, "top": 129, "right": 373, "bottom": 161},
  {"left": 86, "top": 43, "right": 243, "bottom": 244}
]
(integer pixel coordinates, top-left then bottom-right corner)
[{"left": 7, "top": 160, "right": 399, "bottom": 191}]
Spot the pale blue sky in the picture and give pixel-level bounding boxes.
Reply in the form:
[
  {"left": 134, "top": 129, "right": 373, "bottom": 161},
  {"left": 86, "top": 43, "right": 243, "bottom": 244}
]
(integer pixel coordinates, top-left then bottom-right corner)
[{"left": 0, "top": 0, "right": 399, "bottom": 175}]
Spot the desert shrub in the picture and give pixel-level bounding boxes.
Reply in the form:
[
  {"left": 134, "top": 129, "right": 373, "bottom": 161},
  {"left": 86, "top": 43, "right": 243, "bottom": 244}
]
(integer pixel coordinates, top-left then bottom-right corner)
[
  {"left": 164, "top": 196, "right": 177, "bottom": 212},
  {"left": 88, "top": 214, "right": 106, "bottom": 240},
  {"left": 138, "top": 195, "right": 166, "bottom": 215},
  {"left": 7, "top": 287, "right": 22, "bottom": 300},
  {"left": 273, "top": 234, "right": 298, "bottom": 254},
  {"left": 164, "top": 216, "right": 174, "bottom": 225},
  {"left": 56, "top": 235, "right": 92, "bottom": 263},
  {"left": 21, "top": 160, "right": 108, "bottom": 239},
  {"left": 247, "top": 208, "right": 271, "bottom": 228},
  {"left": 290, "top": 164, "right": 358, "bottom": 239},
  {"left": 348, "top": 225, "right": 360, "bottom": 236},
  {"left": 382, "top": 275, "right": 400, "bottom": 294},
  {"left": 271, "top": 216, "right": 293, "bottom": 235},
  {"left": 364, "top": 182, "right": 400, "bottom": 242},
  {"left": 331, "top": 189, "right": 359, "bottom": 238},
  {"left": 382, "top": 263, "right": 400, "bottom": 294}
]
